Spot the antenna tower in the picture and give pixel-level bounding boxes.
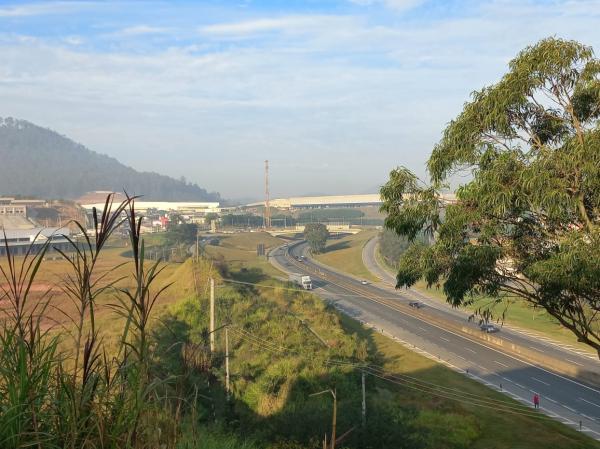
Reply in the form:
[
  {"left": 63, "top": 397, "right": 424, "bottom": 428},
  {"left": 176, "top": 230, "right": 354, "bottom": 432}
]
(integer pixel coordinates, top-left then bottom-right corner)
[{"left": 264, "top": 159, "right": 271, "bottom": 228}]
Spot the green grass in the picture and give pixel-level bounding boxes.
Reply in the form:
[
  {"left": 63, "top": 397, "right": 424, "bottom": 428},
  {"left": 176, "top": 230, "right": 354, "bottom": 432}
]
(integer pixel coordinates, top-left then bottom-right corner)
[
  {"left": 374, "top": 245, "right": 597, "bottom": 355},
  {"left": 313, "top": 230, "right": 379, "bottom": 282},
  {"left": 343, "top": 314, "right": 598, "bottom": 449},
  {"left": 196, "top": 230, "right": 599, "bottom": 448},
  {"left": 204, "top": 232, "right": 285, "bottom": 279}
]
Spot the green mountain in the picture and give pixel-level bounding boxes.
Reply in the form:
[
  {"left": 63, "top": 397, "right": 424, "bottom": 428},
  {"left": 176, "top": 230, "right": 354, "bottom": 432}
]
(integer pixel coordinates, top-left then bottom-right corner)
[{"left": 0, "top": 117, "right": 220, "bottom": 201}]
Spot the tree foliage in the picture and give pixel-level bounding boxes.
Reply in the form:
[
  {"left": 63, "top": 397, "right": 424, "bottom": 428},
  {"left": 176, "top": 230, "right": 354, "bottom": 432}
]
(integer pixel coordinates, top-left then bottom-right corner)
[
  {"left": 380, "top": 38, "right": 600, "bottom": 356},
  {"left": 304, "top": 223, "right": 329, "bottom": 254},
  {"left": 165, "top": 222, "right": 198, "bottom": 246},
  {"left": 379, "top": 228, "right": 416, "bottom": 268}
]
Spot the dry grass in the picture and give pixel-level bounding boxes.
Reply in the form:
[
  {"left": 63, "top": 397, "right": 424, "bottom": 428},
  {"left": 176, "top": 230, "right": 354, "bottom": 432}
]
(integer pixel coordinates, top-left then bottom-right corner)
[
  {"left": 204, "top": 232, "right": 285, "bottom": 278},
  {"left": 313, "top": 229, "right": 379, "bottom": 281}
]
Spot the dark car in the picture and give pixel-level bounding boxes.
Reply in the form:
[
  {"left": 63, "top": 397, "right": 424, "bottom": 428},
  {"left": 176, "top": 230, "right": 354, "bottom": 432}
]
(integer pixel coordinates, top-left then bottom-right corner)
[
  {"left": 480, "top": 323, "right": 500, "bottom": 333},
  {"left": 409, "top": 301, "right": 424, "bottom": 309}
]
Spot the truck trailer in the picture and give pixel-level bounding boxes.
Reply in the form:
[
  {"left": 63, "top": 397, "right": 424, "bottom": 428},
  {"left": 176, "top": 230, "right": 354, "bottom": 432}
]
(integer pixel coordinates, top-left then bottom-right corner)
[{"left": 289, "top": 272, "right": 312, "bottom": 290}]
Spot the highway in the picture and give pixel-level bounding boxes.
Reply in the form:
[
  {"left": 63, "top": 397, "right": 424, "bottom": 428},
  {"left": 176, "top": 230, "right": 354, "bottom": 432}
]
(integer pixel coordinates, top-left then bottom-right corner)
[{"left": 270, "top": 240, "right": 600, "bottom": 439}]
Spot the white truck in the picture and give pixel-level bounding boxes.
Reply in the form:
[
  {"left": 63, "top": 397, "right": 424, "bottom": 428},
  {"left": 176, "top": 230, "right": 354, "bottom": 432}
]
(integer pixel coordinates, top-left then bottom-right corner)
[{"left": 289, "top": 272, "right": 313, "bottom": 290}]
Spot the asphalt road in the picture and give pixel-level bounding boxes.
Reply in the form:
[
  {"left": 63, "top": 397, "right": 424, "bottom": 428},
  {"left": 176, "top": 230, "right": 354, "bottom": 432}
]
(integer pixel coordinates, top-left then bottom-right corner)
[{"left": 271, "top": 240, "right": 600, "bottom": 440}]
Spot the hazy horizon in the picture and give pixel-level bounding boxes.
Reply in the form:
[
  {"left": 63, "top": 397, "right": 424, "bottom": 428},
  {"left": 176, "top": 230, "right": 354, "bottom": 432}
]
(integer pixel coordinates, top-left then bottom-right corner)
[{"left": 1, "top": 0, "right": 599, "bottom": 199}]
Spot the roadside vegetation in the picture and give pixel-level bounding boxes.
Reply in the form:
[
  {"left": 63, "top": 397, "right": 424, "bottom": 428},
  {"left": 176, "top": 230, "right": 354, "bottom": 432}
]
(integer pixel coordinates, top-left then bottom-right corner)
[
  {"left": 313, "top": 230, "right": 379, "bottom": 282},
  {"left": 379, "top": 38, "right": 600, "bottom": 357},
  {"left": 375, "top": 230, "right": 597, "bottom": 352},
  {"left": 1, "top": 194, "right": 597, "bottom": 449},
  {"left": 304, "top": 223, "right": 329, "bottom": 253},
  {"left": 174, "top": 226, "right": 598, "bottom": 449}
]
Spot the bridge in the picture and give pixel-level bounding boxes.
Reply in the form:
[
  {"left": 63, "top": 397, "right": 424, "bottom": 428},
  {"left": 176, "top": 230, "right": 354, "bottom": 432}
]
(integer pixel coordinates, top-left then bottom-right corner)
[{"left": 267, "top": 224, "right": 362, "bottom": 236}]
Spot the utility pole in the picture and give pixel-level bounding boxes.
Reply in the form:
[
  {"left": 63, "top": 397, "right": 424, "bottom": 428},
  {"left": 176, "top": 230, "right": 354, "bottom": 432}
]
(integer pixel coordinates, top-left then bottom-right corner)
[
  {"left": 196, "top": 232, "right": 199, "bottom": 262},
  {"left": 310, "top": 388, "right": 337, "bottom": 449},
  {"left": 331, "top": 388, "right": 337, "bottom": 449},
  {"left": 361, "top": 371, "right": 366, "bottom": 428},
  {"left": 210, "top": 277, "right": 215, "bottom": 353},
  {"left": 264, "top": 159, "right": 271, "bottom": 229},
  {"left": 225, "top": 326, "right": 230, "bottom": 400}
]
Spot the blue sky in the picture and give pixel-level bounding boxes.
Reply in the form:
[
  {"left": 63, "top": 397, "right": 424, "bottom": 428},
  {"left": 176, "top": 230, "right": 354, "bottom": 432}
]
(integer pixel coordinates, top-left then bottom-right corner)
[{"left": 1, "top": 0, "right": 599, "bottom": 199}]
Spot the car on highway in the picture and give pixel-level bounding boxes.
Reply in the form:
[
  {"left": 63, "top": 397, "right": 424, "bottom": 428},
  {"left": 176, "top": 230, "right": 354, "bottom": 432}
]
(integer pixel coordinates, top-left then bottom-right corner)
[
  {"left": 480, "top": 323, "right": 500, "bottom": 333},
  {"left": 361, "top": 280, "right": 368, "bottom": 285},
  {"left": 409, "top": 301, "right": 424, "bottom": 309}
]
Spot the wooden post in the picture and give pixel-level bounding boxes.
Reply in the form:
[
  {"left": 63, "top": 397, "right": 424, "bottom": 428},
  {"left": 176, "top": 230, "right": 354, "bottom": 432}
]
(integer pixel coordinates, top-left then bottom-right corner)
[
  {"left": 225, "top": 326, "right": 230, "bottom": 400},
  {"left": 361, "top": 371, "right": 366, "bottom": 428},
  {"left": 210, "top": 278, "right": 215, "bottom": 353},
  {"left": 331, "top": 389, "right": 337, "bottom": 449}
]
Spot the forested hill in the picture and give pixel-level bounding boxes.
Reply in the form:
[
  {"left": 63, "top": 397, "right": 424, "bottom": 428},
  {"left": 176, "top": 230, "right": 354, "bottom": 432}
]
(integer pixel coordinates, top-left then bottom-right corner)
[{"left": 0, "top": 117, "right": 220, "bottom": 201}]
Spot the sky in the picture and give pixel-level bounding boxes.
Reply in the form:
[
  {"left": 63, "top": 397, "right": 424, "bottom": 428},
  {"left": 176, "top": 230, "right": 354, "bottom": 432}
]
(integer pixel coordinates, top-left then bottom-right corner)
[{"left": 1, "top": 0, "right": 600, "bottom": 200}]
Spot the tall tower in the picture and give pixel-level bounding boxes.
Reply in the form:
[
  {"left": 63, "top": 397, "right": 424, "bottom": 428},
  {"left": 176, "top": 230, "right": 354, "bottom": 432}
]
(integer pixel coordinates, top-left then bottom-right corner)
[{"left": 264, "top": 159, "right": 271, "bottom": 228}]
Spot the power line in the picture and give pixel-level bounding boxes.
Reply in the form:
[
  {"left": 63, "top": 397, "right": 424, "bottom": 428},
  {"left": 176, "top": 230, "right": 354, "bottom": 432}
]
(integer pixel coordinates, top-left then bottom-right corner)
[
  {"left": 326, "top": 359, "right": 533, "bottom": 410},
  {"left": 228, "top": 326, "right": 543, "bottom": 415},
  {"left": 228, "top": 329, "right": 553, "bottom": 420},
  {"left": 325, "top": 360, "right": 553, "bottom": 419},
  {"left": 219, "top": 278, "right": 449, "bottom": 302}
]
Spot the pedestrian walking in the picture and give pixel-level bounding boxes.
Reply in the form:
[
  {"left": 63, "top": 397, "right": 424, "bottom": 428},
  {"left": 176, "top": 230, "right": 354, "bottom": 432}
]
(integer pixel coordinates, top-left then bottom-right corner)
[{"left": 533, "top": 393, "right": 540, "bottom": 409}]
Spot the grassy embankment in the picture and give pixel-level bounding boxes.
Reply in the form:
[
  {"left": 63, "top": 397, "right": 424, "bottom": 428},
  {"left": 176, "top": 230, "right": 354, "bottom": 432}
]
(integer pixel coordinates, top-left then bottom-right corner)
[
  {"left": 312, "top": 230, "right": 379, "bottom": 282},
  {"left": 203, "top": 231, "right": 286, "bottom": 279},
  {"left": 373, "top": 242, "right": 597, "bottom": 353},
  {"left": 186, "top": 231, "right": 598, "bottom": 449},
  {"left": 3, "top": 227, "right": 597, "bottom": 448}
]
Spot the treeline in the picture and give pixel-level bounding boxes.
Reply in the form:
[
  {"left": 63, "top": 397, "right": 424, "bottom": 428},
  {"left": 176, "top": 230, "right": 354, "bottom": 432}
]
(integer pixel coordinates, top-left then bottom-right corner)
[
  {"left": 0, "top": 117, "right": 220, "bottom": 201},
  {"left": 220, "top": 209, "right": 383, "bottom": 228},
  {"left": 379, "top": 228, "right": 428, "bottom": 268}
]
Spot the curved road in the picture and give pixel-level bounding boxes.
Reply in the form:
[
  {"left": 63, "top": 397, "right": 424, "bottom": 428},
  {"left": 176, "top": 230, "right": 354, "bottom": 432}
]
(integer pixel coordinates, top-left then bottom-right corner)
[
  {"left": 271, "top": 240, "right": 600, "bottom": 440},
  {"left": 362, "top": 236, "right": 600, "bottom": 361}
]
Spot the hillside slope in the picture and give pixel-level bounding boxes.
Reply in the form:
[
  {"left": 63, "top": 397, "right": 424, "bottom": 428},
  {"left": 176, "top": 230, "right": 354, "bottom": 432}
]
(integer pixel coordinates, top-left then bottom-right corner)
[{"left": 0, "top": 117, "right": 219, "bottom": 201}]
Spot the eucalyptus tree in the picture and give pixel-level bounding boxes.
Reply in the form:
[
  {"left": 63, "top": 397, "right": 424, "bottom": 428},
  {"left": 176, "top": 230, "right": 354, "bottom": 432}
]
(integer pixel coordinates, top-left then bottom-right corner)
[
  {"left": 380, "top": 38, "right": 600, "bottom": 356},
  {"left": 304, "top": 223, "right": 330, "bottom": 254}
]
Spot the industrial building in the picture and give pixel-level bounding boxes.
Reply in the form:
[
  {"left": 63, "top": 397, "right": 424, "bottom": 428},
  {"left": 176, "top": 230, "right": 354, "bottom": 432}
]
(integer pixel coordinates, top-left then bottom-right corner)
[
  {"left": 0, "top": 227, "right": 72, "bottom": 256},
  {"left": 80, "top": 199, "right": 221, "bottom": 215},
  {"left": 246, "top": 193, "right": 456, "bottom": 210}
]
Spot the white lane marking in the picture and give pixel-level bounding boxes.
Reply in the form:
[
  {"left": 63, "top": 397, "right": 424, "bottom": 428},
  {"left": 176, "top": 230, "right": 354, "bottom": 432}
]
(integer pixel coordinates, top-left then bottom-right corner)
[
  {"left": 293, "top": 246, "right": 600, "bottom": 436},
  {"left": 546, "top": 397, "right": 558, "bottom": 404},
  {"left": 494, "top": 360, "right": 509, "bottom": 368},
  {"left": 353, "top": 288, "right": 600, "bottom": 395},
  {"left": 563, "top": 405, "right": 577, "bottom": 413},
  {"left": 531, "top": 377, "right": 551, "bottom": 386},
  {"left": 580, "top": 398, "right": 600, "bottom": 409},
  {"left": 465, "top": 347, "right": 476, "bottom": 354},
  {"left": 582, "top": 413, "right": 596, "bottom": 421},
  {"left": 440, "top": 336, "right": 450, "bottom": 342},
  {"left": 567, "top": 358, "right": 584, "bottom": 367},
  {"left": 418, "top": 326, "right": 427, "bottom": 332},
  {"left": 363, "top": 242, "right": 600, "bottom": 366}
]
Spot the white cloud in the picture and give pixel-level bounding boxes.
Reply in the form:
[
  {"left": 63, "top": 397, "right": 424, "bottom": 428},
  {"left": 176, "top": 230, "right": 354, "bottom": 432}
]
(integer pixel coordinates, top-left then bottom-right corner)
[
  {"left": 117, "top": 25, "right": 171, "bottom": 36},
  {"left": 0, "top": 1, "right": 94, "bottom": 17},
  {"left": 200, "top": 15, "right": 353, "bottom": 37},
  {"left": 348, "top": 0, "right": 425, "bottom": 12},
  {"left": 1, "top": 1, "right": 600, "bottom": 197},
  {"left": 63, "top": 35, "right": 84, "bottom": 46}
]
